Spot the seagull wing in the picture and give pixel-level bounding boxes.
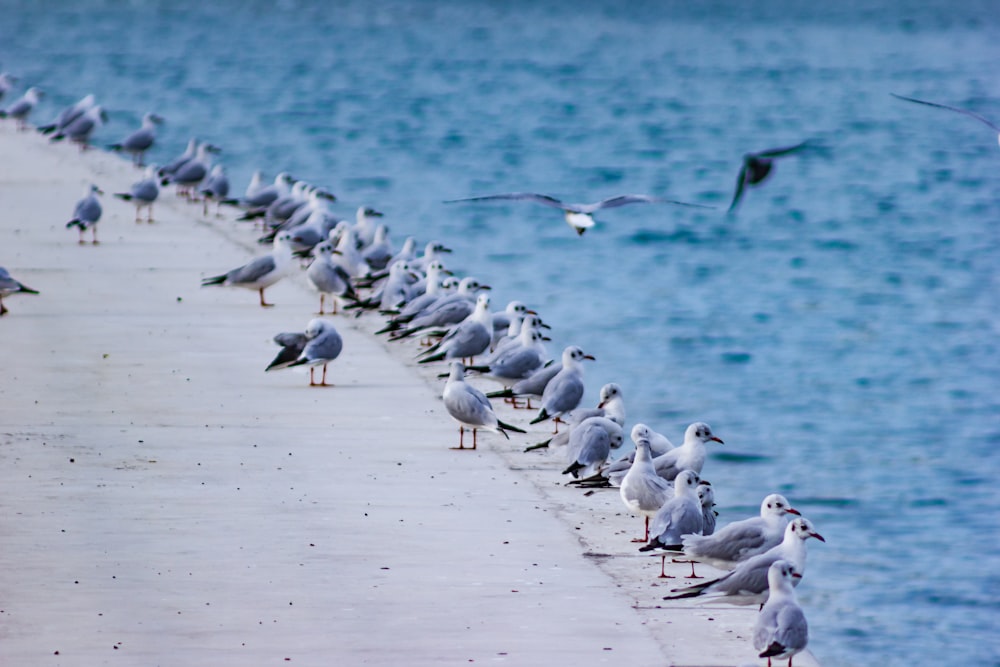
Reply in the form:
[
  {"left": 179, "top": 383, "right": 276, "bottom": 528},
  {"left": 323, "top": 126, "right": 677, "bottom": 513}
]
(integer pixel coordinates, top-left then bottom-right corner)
[
  {"left": 444, "top": 192, "right": 566, "bottom": 209},
  {"left": 755, "top": 141, "right": 812, "bottom": 158},
  {"left": 891, "top": 93, "right": 1000, "bottom": 132},
  {"left": 728, "top": 164, "right": 749, "bottom": 212},
  {"left": 586, "top": 194, "right": 714, "bottom": 213}
]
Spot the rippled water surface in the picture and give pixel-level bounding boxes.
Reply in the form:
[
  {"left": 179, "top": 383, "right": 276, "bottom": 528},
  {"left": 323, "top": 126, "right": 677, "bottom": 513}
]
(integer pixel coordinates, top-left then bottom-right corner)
[{"left": 3, "top": 1, "right": 999, "bottom": 664}]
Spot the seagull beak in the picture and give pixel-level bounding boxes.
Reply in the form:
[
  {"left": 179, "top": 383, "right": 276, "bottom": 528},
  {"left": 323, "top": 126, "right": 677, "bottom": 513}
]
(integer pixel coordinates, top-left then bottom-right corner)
[
  {"left": 583, "top": 354, "right": 596, "bottom": 361},
  {"left": 791, "top": 572, "right": 803, "bottom": 579},
  {"left": 710, "top": 436, "right": 724, "bottom": 444},
  {"left": 526, "top": 309, "right": 538, "bottom": 315},
  {"left": 786, "top": 507, "right": 801, "bottom": 516},
  {"left": 810, "top": 532, "right": 826, "bottom": 543},
  {"left": 541, "top": 336, "right": 552, "bottom": 341},
  {"left": 480, "top": 284, "right": 492, "bottom": 290},
  {"left": 597, "top": 400, "right": 606, "bottom": 409}
]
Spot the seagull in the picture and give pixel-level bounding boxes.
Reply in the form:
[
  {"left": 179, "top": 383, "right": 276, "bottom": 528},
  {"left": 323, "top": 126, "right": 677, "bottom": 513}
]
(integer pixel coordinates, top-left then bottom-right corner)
[
  {"left": 265, "top": 332, "right": 308, "bottom": 372},
  {"left": 561, "top": 416, "right": 622, "bottom": 478},
  {"left": 754, "top": 560, "right": 809, "bottom": 667},
  {"left": 199, "top": 164, "right": 230, "bottom": 216},
  {"left": 37, "top": 93, "right": 95, "bottom": 135},
  {"left": 108, "top": 112, "right": 163, "bottom": 165},
  {"left": 529, "top": 345, "right": 595, "bottom": 431},
  {"left": 306, "top": 241, "right": 358, "bottom": 314},
  {"left": 620, "top": 435, "right": 673, "bottom": 542},
  {"left": 442, "top": 361, "right": 525, "bottom": 450},
  {"left": 114, "top": 165, "right": 160, "bottom": 223},
  {"left": 158, "top": 137, "right": 198, "bottom": 180},
  {"left": 445, "top": 192, "right": 712, "bottom": 235},
  {"left": 282, "top": 319, "right": 343, "bottom": 386},
  {"left": 698, "top": 482, "right": 717, "bottom": 537},
  {"left": 891, "top": 92, "right": 1000, "bottom": 149},
  {"left": 638, "top": 470, "right": 704, "bottom": 578},
  {"left": 682, "top": 493, "right": 801, "bottom": 571},
  {"left": 728, "top": 141, "right": 811, "bottom": 212},
  {"left": 0, "top": 266, "right": 40, "bottom": 316},
  {"left": 65, "top": 184, "right": 103, "bottom": 244},
  {"left": 51, "top": 104, "right": 107, "bottom": 149},
  {"left": 162, "top": 142, "right": 221, "bottom": 197},
  {"left": 200, "top": 231, "right": 294, "bottom": 307},
  {"left": 417, "top": 293, "right": 494, "bottom": 365},
  {"left": 663, "top": 517, "right": 825, "bottom": 606},
  {"left": 649, "top": 422, "right": 723, "bottom": 482},
  {"left": 0, "top": 87, "right": 43, "bottom": 130}
]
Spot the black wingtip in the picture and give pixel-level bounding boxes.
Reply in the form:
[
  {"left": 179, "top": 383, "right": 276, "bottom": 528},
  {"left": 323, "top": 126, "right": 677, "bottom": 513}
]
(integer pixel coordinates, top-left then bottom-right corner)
[
  {"left": 759, "top": 642, "right": 788, "bottom": 659},
  {"left": 529, "top": 409, "right": 549, "bottom": 425},
  {"left": 497, "top": 419, "right": 526, "bottom": 434}
]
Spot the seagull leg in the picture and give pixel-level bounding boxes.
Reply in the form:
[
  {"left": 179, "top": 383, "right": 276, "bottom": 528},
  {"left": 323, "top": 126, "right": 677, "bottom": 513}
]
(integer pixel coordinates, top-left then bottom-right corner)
[
  {"left": 451, "top": 426, "right": 466, "bottom": 450},
  {"left": 673, "top": 557, "right": 701, "bottom": 579},
  {"left": 320, "top": 364, "right": 328, "bottom": 386},
  {"left": 472, "top": 428, "right": 478, "bottom": 450},
  {"left": 632, "top": 517, "right": 650, "bottom": 543},
  {"left": 0, "top": 296, "right": 7, "bottom": 316},
  {"left": 78, "top": 229, "right": 86, "bottom": 245},
  {"left": 308, "top": 367, "right": 316, "bottom": 386},
  {"left": 147, "top": 206, "right": 154, "bottom": 223},
  {"left": 658, "top": 554, "right": 675, "bottom": 579},
  {"left": 134, "top": 206, "right": 141, "bottom": 223},
  {"left": 259, "top": 288, "right": 274, "bottom": 308},
  {"left": 91, "top": 227, "right": 99, "bottom": 245},
  {"left": 317, "top": 294, "right": 326, "bottom": 315}
]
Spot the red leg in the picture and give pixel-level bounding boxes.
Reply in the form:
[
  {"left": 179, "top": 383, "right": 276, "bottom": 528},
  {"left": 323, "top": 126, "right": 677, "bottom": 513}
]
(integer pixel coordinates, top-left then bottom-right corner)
[
  {"left": 657, "top": 554, "right": 675, "bottom": 579},
  {"left": 632, "top": 516, "right": 649, "bottom": 543},
  {"left": 472, "top": 428, "right": 478, "bottom": 450},
  {"left": 259, "top": 288, "right": 274, "bottom": 307},
  {"left": 320, "top": 364, "right": 328, "bottom": 386}
]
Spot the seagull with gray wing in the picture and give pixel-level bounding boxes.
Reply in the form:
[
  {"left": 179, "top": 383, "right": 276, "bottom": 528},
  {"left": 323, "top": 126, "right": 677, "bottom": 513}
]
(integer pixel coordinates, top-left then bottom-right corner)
[{"left": 446, "top": 192, "right": 712, "bottom": 235}]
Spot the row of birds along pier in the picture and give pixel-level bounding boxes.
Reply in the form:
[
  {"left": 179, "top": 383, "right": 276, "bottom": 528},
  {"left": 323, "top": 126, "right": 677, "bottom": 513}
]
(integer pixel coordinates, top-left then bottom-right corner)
[{"left": 38, "top": 68, "right": 1000, "bottom": 666}]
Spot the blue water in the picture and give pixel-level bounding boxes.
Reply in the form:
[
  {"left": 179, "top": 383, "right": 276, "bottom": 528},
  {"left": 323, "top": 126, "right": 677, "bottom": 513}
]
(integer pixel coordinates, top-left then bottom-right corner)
[{"left": 4, "top": 1, "right": 999, "bottom": 664}]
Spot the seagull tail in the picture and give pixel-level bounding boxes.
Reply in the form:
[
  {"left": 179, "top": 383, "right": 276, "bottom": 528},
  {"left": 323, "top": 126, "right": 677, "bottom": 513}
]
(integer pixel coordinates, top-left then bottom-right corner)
[
  {"left": 497, "top": 419, "right": 526, "bottom": 435},
  {"left": 759, "top": 642, "right": 789, "bottom": 659},
  {"left": 200, "top": 274, "right": 227, "bottom": 287},
  {"left": 36, "top": 123, "right": 56, "bottom": 134},
  {"left": 663, "top": 577, "right": 721, "bottom": 600},
  {"left": 529, "top": 408, "right": 550, "bottom": 425},
  {"left": 561, "top": 461, "right": 584, "bottom": 477},
  {"left": 416, "top": 351, "right": 446, "bottom": 364},
  {"left": 114, "top": 193, "right": 134, "bottom": 201},
  {"left": 108, "top": 143, "right": 123, "bottom": 151},
  {"left": 65, "top": 219, "right": 82, "bottom": 229},
  {"left": 464, "top": 364, "right": 490, "bottom": 373},
  {"left": 16, "top": 283, "right": 39, "bottom": 295},
  {"left": 486, "top": 388, "right": 514, "bottom": 399}
]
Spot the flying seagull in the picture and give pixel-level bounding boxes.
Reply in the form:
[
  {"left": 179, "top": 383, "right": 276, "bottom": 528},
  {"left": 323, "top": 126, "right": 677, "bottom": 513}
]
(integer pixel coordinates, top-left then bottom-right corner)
[
  {"left": 445, "top": 192, "right": 712, "bottom": 235},
  {"left": 891, "top": 92, "right": 1000, "bottom": 149},
  {"left": 728, "top": 142, "right": 811, "bottom": 213}
]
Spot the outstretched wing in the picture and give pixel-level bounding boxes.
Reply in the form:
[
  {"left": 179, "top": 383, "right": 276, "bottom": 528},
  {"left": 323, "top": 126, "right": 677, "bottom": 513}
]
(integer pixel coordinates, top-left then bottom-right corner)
[
  {"left": 891, "top": 92, "right": 1000, "bottom": 132},
  {"left": 444, "top": 192, "right": 566, "bottom": 209},
  {"left": 587, "top": 194, "right": 714, "bottom": 213},
  {"left": 755, "top": 141, "right": 812, "bottom": 159},
  {"left": 728, "top": 163, "right": 749, "bottom": 212}
]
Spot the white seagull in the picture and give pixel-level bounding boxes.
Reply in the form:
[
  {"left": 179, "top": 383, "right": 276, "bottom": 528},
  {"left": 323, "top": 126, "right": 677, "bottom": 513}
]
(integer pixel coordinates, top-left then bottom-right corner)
[
  {"left": 446, "top": 192, "right": 712, "bottom": 235},
  {"left": 65, "top": 184, "right": 103, "bottom": 244},
  {"left": 283, "top": 319, "right": 344, "bottom": 387},
  {"left": 442, "top": 361, "right": 525, "bottom": 450},
  {"left": 200, "top": 231, "right": 294, "bottom": 307},
  {"left": 682, "top": 493, "right": 801, "bottom": 571},
  {"left": 754, "top": 560, "right": 809, "bottom": 667}
]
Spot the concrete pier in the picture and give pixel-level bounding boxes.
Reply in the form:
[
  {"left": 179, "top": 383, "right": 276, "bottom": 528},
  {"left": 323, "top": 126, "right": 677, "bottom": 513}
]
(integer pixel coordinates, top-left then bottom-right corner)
[{"left": 0, "top": 124, "right": 819, "bottom": 666}]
